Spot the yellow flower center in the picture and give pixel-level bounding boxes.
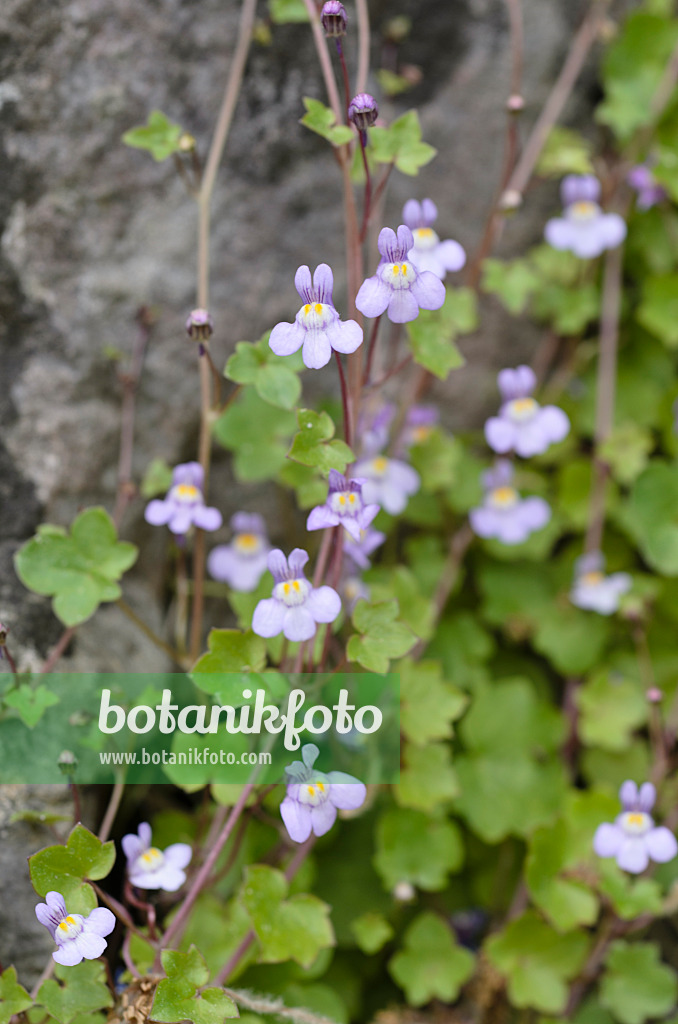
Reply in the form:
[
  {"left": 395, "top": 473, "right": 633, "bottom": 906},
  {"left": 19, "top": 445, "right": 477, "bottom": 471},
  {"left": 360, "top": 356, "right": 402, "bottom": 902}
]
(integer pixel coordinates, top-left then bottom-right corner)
[
  {"left": 140, "top": 847, "right": 164, "bottom": 868},
  {"left": 412, "top": 227, "right": 439, "bottom": 251},
  {"left": 234, "top": 532, "right": 260, "bottom": 554},
  {"left": 412, "top": 425, "right": 432, "bottom": 443},
  {"left": 569, "top": 200, "right": 599, "bottom": 222},
  {"left": 490, "top": 486, "right": 518, "bottom": 509},
  {"left": 58, "top": 916, "right": 76, "bottom": 932},
  {"left": 372, "top": 457, "right": 389, "bottom": 475},
  {"left": 175, "top": 483, "right": 199, "bottom": 500},
  {"left": 582, "top": 571, "right": 604, "bottom": 587}
]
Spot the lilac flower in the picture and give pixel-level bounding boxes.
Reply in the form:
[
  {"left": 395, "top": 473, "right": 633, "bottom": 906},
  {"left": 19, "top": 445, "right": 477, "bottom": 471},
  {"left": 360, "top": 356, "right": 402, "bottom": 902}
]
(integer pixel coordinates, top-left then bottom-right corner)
[
  {"left": 144, "top": 462, "right": 222, "bottom": 536},
  {"left": 321, "top": 0, "right": 347, "bottom": 36},
  {"left": 397, "top": 405, "right": 439, "bottom": 454},
  {"left": 593, "top": 781, "right": 677, "bottom": 874},
  {"left": 402, "top": 199, "right": 466, "bottom": 280},
  {"left": 469, "top": 460, "right": 550, "bottom": 545},
  {"left": 357, "top": 403, "right": 396, "bottom": 456},
  {"left": 35, "top": 892, "right": 115, "bottom": 966},
  {"left": 484, "top": 366, "right": 570, "bottom": 457},
  {"left": 570, "top": 551, "right": 631, "bottom": 615},
  {"left": 356, "top": 226, "right": 446, "bottom": 324},
  {"left": 306, "top": 470, "right": 380, "bottom": 541},
  {"left": 280, "top": 743, "right": 366, "bottom": 843},
  {"left": 544, "top": 175, "right": 627, "bottom": 258},
  {"left": 352, "top": 455, "right": 420, "bottom": 515},
  {"left": 627, "top": 164, "right": 666, "bottom": 211},
  {"left": 269, "top": 264, "right": 362, "bottom": 369},
  {"left": 252, "top": 548, "right": 341, "bottom": 643},
  {"left": 122, "top": 822, "right": 192, "bottom": 892},
  {"left": 343, "top": 525, "right": 386, "bottom": 570},
  {"left": 348, "top": 93, "right": 378, "bottom": 130},
  {"left": 341, "top": 574, "right": 370, "bottom": 613},
  {"left": 207, "top": 512, "right": 271, "bottom": 592}
]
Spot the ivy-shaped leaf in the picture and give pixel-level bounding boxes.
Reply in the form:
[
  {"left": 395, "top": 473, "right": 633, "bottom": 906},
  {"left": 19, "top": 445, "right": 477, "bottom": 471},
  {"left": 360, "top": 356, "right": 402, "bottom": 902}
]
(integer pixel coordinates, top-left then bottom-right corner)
[
  {"left": 288, "top": 409, "right": 353, "bottom": 473},
  {"left": 536, "top": 126, "right": 594, "bottom": 177},
  {"left": 4, "top": 684, "right": 59, "bottom": 727},
  {"left": 240, "top": 865, "right": 334, "bottom": 968},
  {"left": 482, "top": 258, "right": 540, "bottom": 315},
  {"left": 600, "top": 941, "right": 678, "bottom": 1024},
  {"left": 122, "top": 111, "right": 184, "bottom": 161},
  {"left": 191, "top": 629, "right": 267, "bottom": 689},
  {"left": 30, "top": 824, "right": 116, "bottom": 915},
  {"left": 0, "top": 967, "right": 32, "bottom": 1024},
  {"left": 369, "top": 111, "right": 436, "bottom": 176},
  {"left": 214, "top": 387, "right": 297, "bottom": 482},
  {"left": 347, "top": 600, "right": 416, "bottom": 674},
  {"left": 399, "top": 658, "right": 467, "bottom": 745},
  {"left": 37, "top": 962, "right": 113, "bottom": 1024},
  {"left": 15, "top": 508, "right": 138, "bottom": 627},
  {"left": 224, "top": 335, "right": 302, "bottom": 410},
  {"left": 374, "top": 806, "right": 464, "bottom": 891},
  {"left": 300, "top": 98, "right": 354, "bottom": 147},
  {"left": 406, "top": 290, "right": 475, "bottom": 380},
  {"left": 351, "top": 912, "right": 394, "bottom": 955},
  {"left": 151, "top": 947, "right": 238, "bottom": 1024},
  {"left": 269, "top": 0, "right": 310, "bottom": 22},
  {"left": 389, "top": 912, "right": 474, "bottom": 1006}
]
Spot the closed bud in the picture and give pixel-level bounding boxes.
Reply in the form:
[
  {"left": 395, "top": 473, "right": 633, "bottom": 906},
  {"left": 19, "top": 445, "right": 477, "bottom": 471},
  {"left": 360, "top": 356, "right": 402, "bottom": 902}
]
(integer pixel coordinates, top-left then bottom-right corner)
[
  {"left": 321, "top": 1, "right": 347, "bottom": 37},
  {"left": 348, "top": 93, "right": 378, "bottom": 131},
  {"left": 58, "top": 750, "right": 78, "bottom": 775},
  {"left": 185, "top": 308, "right": 213, "bottom": 342}
]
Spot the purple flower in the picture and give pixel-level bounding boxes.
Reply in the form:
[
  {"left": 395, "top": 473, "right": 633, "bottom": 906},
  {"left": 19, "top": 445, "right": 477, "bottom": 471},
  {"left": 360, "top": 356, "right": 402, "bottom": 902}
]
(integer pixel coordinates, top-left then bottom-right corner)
[
  {"left": 627, "top": 164, "right": 666, "bottom": 211},
  {"left": 469, "top": 460, "right": 550, "bottom": 545},
  {"left": 144, "top": 462, "right": 222, "bottom": 536},
  {"left": 356, "top": 225, "right": 446, "bottom": 324},
  {"left": 207, "top": 512, "right": 271, "bottom": 592},
  {"left": 306, "top": 470, "right": 380, "bottom": 541},
  {"left": 321, "top": 0, "right": 347, "bottom": 37},
  {"left": 570, "top": 551, "right": 631, "bottom": 615},
  {"left": 397, "top": 405, "right": 439, "bottom": 454},
  {"left": 544, "top": 175, "right": 627, "bottom": 259},
  {"left": 343, "top": 525, "right": 386, "bottom": 570},
  {"left": 35, "top": 892, "right": 115, "bottom": 966},
  {"left": 280, "top": 743, "right": 366, "bottom": 843},
  {"left": 122, "top": 822, "right": 192, "bottom": 892},
  {"left": 352, "top": 454, "right": 420, "bottom": 515},
  {"left": 252, "top": 548, "right": 341, "bottom": 643},
  {"left": 348, "top": 93, "right": 378, "bottom": 130},
  {"left": 185, "top": 308, "right": 213, "bottom": 342},
  {"left": 402, "top": 199, "right": 466, "bottom": 280},
  {"left": 269, "top": 264, "right": 362, "bottom": 370},
  {"left": 484, "top": 365, "right": 570, "bottom": 457},
  {"left": 340, "top": 574, "right": 370, "bottom": 613},
  {"left": 357, "top": 402, "right": 396, "bottom": 456},
  {"left": 593, "top": 781, "right": 677, "bottom": 874}
]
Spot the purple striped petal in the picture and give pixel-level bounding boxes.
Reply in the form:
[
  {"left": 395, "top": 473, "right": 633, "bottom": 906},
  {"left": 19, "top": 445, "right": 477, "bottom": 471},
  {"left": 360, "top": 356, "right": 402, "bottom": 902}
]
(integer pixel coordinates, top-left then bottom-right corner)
[
  {"left": 288, "top": 548, "right": 310, "bottom": 577},
  {"left": 306, "top": 505, "right": 339, "bottom": 532},
  {"left": 638, "top": 782, "right": 656, "bottom": 813},
  {"left": 620, "top": 780, "right": 638, "bottom": 810},
  {"left": 268, "top": 549, "right": 288, "bottom": 582},
  {"left": 313, "top": 264, "right": 334, "bottom": 303},
  {"left": 377, "top": 227, "right": 398, "bottom": 260},
  {"left": 562, "top": 174, "right": 600, "bottom": 206},
  {"left": 294, "top": 265, "right": 313, "bottom": 304},
  {"left": 402, "top": 199, "right": 422, "bottom": 229}
]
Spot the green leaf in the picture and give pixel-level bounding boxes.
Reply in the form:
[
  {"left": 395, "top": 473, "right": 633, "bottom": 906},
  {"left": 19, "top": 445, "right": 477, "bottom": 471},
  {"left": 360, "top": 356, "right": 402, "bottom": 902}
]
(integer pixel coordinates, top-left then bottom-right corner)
[
  {"left": 0, "top": 967, "right": 32, "bottom": 1024},
  {"left": 397, "top": 742, "right": 460, "bottom": 812},
  {"left": 406, "top": 290, "right": 475, "bottom": 380},
  {"left": 399, "top": 659, "right": 467, "bottom": 745},
  {"left": 389, "top": 912, "right": 474, "bottom": 1006},
  {"left": 597, "top": 862, "right": 662, "bottom": 921},
  {"left": 29, "top": 824, "right": 116, "bottom": 915},
  {"left": 482, "top": 258, "right": 540, "bottom": 315},
  {"left": 122, "top": 110, "right": 183, "bottom": 161},
  {"left": 600, "top": 942, "right": 678, "bottom": 1024},
  {"left": 191, "top": 629, "right": 267, "bottom": 687},
  {"left": 38, "top": 962, "right": 113, "bottom": 1024},
  {"left": 375, "top": 69, "right": 414, "bottom": 98},
  {"left": 536, "top": 126, "right": 594, "bottom": 177},
  {"left": 526, "top": 819, "right": 598, "bottom": 932},
  {"left": 152, "top": 947, "right": 238, "bottom": 1024},
  {"left": 14, "top": 508, "right": 138, "bottom": 627},
  {"left": 623, "top": 463, "right": 678, "bottom": 574},
  {"left": 409, "top": 430, "right": 461, "bottom": 491},
  {"left": 487, "top": 912, "right": 589, "bottom": 1014},
  {"left": 214, "top": 387, "right": 297, "bottom": 481},
  {"left": 240, "top": 865, "right": 334, "bottom": 968},
  {"left": 599, "top": 423, "right": 653, "bottom": 486},
  {"left": 374, "top": 807, "right": 463, "bottom": 891},
  {"left": 4, "top": 684, "right": 59, "bottom": 727},
  {"left": 141, "top": 458, "right": 173, "bottom": 498},
  {"left": 534, "top": 605, "right": 611, "bottom": 676},
  {"left": 224, "top": 336, "right": 302, "bottom": 410},
  {"left": 576, "top": 670, "right": 647, "bottom": 752},
  {"left": 369, "top": 110, "right": 436, "bottom": 176},
  {"left": 351, "top": 912, "right": 394, "bottom": 954},
  {"left": 288, "top": 409, "right": 353, "bottom": 473},
  {"left": 269, "top": 0, "right": 309, "bottom": 22},
  {"left": 637, "top": 273, "right": 678, "bottom": 347},
  {"left": 347, "top": 600, "right": 416, "bottom": 674},
  {"left": 300, "top": 98, "right": 354, "bottom": 147}
]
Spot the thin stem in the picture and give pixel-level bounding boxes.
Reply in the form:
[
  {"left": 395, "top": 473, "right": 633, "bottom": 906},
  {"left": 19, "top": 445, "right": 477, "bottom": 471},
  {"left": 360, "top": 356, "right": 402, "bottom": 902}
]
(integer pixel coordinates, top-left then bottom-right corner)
[
  {"left": 91, "top": 882, "right": 148, "bottom": 939},
  {"left": 410, "top": 523, "right": 474, "bottom": 661},
  {"left": 584, "top": 243, "right": 623, "bottom": 554},
  {"left": 116, "top": 599, "right": 186, "bottom": 667},
  {"left": 354, "top": 0, "right": 370, "bottom": 97},
  {"left": 334, "top": 350, "right": 352, "bottom": 447},
  {"left": 40, "top": 628, "right": 76, "bottom": 674},
  {"left": 362, "top": 315, "right": 381, "bottom": 386},
  {"left": 113, "top": 309, "right": 151, "bottom": 528},
  {"left": 301, "top": 0, "right": 344, "bottom": 127},
  {"left": 365, "top": 353, "right": 412, "bottom": 393},
  {"left": 336, "top": 40, "right": 351, "bottom": 120},
  {"left": 70, "top": 781, "right": 82, "bottom": 826},
  {"left": 98, "top": 778, "right": 125, "bottom": 844},
  {"left": 1, "top": 645, "right": 18, "bottom": 675},
  {"left": 358, "top": 131, "right": 373, "bottom": 243},
  {"left": 122, "top": 931, "right": 141, "bottom": 979}
]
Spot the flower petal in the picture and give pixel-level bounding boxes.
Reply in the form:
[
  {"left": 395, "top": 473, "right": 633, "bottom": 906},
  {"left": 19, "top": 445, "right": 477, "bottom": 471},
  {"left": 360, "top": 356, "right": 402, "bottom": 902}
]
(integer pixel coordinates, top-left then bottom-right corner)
[
  {"left": 53, "top": 942, "right": 84, "bottom": 966},
  {"left": 74, "top": 931, "right": 108, "bottom": 960},
  {"left": 313, "top": 264, "right": 334, "bottom": 304},
  {"left": 302, "top": 330, "right": 333, "bottom": 369},
  {"left": 410, "top": 271, "right": 446, "bottom": 311},
  {"left": 168, "top": 507, "right": 193, "bottom": 536},
  {"left": 294, "top": 265, "right": 313, "bottom": 304},
  {"left": 485, "top": 416, "right": 517, "bottom": 454},
  {"left": 645, "top": 826, "right": 677, "bottom": 864},
  {"left": 283, "top": 606, "right": 317, "bottom": 642},
  {"left": 437, "top": 238, "right": 466, "bottom": 272},
  {"left": 599, "top": 213, "right": 627, "bottom": 249},
  {"left": 387, "top": 288, "right": 420, "bottom": 323},
  {"left": 638, "top": 782, "right": 656, "bottom": 813},
  {"left": 544, "top": 217, "right": 575, "bottom": 251},
  {"left": 306, "top": 505, "right": 339, "bottom": 532},
  {"left": 164, "top": 843, "right": 193, "bottom": 870},
  {"left": 252, "top": 598, "right": 286, "bottom": 638},
  {"left": 84, "top": 907, "right": 115, "bottom": 937},
  {"left": 617, "top": 837, "right": 649, "bottom": 874},
  {"left": 192, "top": 506, "right": 223, "bottom": 532},
  {"left": 593, "top": 822, "right": 624, "bottom": 858},
  {"left": 619, "top": 780, "right": 638, "bottom": 810},
  {"left": 402, "top": 199, "right": 422, "bottom": 229},
  {"left": 281, "top": 796, "right": 313, "bottom": 843},
  {"left": 377, "top": 227, "right": 398, "bottom": 260},
  {"left": 306, "top": 585, "right": 342, "bottom": 623},
  {"left": 310, "top": 800, "right": 337, "bottom": 837},
  {"left": 327, "top": 773, "right": 367, "bottom": 809},
  {"left": 288, "top": 549, "right": 310, "bottom": 576},
  {"left": 270, "top": 320, "right": 305, "bottom": 357},
  {"left": 356, "top": 275, "right": 391, "bottom": 318},
  {"left": 144, "top": 500, "right": 173, "bottom": 526},
  {"left": 326, "top": 318, "right": 363, "bottom": 355}
]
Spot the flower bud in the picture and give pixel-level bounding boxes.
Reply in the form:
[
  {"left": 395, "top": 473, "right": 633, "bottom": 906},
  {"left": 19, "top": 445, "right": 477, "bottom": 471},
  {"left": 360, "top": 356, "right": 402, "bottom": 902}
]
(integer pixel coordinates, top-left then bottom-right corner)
[
  {"left": 185, "top": 308, "right": 213, "bottom": 342},
  {"left": 321, "top": 1, "right": 347, "bottom": 37},
  {"left": 58, "top": 750, "right": 78, "bottom": 775},
  {"left": 647, "top": 687, "right": 663, "bottom": 704},
  {"left": 348, "top": 93, "right": 379, "bottom": 131},
  {"left": 392, "top": 880, "right": 415, "bottom": 902}
]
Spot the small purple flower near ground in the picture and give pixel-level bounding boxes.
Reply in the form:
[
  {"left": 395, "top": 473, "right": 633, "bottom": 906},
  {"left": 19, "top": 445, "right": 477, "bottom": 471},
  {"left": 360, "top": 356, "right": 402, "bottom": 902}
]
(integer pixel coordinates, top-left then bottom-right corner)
[
  {"left": 280, "top": 743, "right": 367, "bottom": 843},
  {"left": 306, "top": 470, "right": 380, "bottom": 540},
  {"left": 627, "top": 164, "right": 667, "bottom": 210},
  {"left": 470, "top": 460, "right": 551, "bottom": 545},
  {"left": 570, "top": 551, "right": 631, "bottom": 615},
  {"left": 357, "top": 402, "right": 396, "bottom": 456},
  {"left": 35, "top": 892, "right": 115, "bottom": 966},
  {"left": 340, "top": 574, "right": 370, "bottom": 613},
  {"left": 397, "top": 405, "right": 439, "bottom": 454},
  {"left": 544, "top": 175, "right": 627, "bottom": 258},
  {"left": 207, "top": 512, "right": 271, "bottom": 592},
  {"left": 484, "top": 365, "right": 570, "bottom": 457},
  {"left": 343, "top": 525, "right": 387, "bottom": 570},
  {"left": 252, "top": 548, "right": 341, "bottom": 642},
  {"left": 269, "top": 264, "right": 362, "bottom": 369},
  {"left": 356, "top": 225, "right": 446, "bottom": 324},
  {"left": 402, "top": 199, "right": 466, "bottom": 280},
  {"left": 352, "top": 454, "right": 420, "bottom": 515},
  {"left": 122, "top": 822, "right": 192, "bottom": 892},
  {"left": 144, "top": 462, "right": 222, "bottom": 536},
  {"left": 593, "top": 780, "right": 677, "bottom": 874}
]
